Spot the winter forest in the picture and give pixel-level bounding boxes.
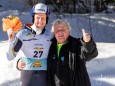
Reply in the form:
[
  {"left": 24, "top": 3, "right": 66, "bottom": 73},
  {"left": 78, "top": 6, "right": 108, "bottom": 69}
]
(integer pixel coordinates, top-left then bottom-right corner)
[{"left": 29, "top": 0, "right": 115, "bottom": 13}]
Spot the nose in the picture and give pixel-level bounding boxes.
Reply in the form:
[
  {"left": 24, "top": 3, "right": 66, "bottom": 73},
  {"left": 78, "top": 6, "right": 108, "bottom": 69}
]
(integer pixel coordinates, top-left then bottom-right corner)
[
  {"left": 57, "top": 30, "right": 63, "bottom": 35},
  {"left": 39, "top": 18, "right": 42, "bottom": 22},
  {"left": 59, "top": 30, "right": 63, "bottom": 33}
]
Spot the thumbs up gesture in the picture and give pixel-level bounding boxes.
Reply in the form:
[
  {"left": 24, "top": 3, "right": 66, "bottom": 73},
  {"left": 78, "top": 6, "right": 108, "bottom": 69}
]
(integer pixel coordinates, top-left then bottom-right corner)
[{"left": 82, "top": 29, "right": 91, "bottom": 42}]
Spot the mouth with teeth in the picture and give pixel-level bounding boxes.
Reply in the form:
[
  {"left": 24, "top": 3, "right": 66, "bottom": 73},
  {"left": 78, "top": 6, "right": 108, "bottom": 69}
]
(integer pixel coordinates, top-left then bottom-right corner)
[{"left": 58, "top": 34, "right": 64, "bottom": 38}]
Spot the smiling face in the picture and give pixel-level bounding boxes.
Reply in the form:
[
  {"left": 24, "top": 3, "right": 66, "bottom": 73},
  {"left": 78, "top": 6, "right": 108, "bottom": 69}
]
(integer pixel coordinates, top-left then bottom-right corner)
[
  {"left": 34, "top": 13, "right": 46, "bottom": 30},
  {"left": 54, "top": 24, "right": 70, "bottom": 44}
]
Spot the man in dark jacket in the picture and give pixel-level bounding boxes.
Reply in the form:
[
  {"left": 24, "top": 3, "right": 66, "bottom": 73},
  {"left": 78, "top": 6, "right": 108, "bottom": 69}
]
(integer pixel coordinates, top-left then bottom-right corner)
[
  {"left": 47, "top": 19, "right": 98, "bottom": 86},
  {"left": 17, "top": 19, "right": 98, "bottom": 86}
]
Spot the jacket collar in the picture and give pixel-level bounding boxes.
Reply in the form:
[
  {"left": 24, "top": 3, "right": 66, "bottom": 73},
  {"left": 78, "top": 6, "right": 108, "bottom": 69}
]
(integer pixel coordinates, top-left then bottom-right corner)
[
  {"left": 24, "top": 23, "right": 45, "bottom": 35},
  {"left": 31, "top": 24, "right": 45, "bottom": 35}
]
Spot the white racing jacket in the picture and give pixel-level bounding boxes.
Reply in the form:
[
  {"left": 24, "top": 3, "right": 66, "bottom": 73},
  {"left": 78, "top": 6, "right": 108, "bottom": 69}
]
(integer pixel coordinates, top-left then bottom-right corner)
[{"left": 7, "top": 24, "right": 53, "bottom": 70}]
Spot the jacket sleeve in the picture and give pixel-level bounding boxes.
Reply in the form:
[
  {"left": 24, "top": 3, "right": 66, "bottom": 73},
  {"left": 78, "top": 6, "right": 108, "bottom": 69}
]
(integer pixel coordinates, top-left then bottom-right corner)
[
  {"left": 6, "top": 32, "right": 23, "bottom": 61},
  {"left": 80, "top": 37, "right": 98, "bottom": 61}
]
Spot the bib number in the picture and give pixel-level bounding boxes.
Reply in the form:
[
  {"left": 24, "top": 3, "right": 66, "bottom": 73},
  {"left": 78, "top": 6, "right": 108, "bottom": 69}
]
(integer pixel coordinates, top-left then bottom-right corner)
[{"left": 33, "top": 51, "right": 43, "bottom": 58}]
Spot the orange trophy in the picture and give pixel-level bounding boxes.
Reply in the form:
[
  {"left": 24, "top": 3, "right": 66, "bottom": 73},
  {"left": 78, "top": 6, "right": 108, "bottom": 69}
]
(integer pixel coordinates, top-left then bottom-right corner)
[{"left": 2, "top": 15, "right": 22, "bottom": 33}]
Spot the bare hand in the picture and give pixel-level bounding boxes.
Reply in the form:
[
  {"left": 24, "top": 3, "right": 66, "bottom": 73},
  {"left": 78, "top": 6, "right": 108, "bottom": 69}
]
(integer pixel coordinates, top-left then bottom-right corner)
[
  {"left": 7, "top": 28, "right": 14, "bottom": 42},
  {"left": 82, "top": 29, "right": 91, "bottom": 42},
  {"left": 18, "top": 59, "right": 26, "bottom": 70}
]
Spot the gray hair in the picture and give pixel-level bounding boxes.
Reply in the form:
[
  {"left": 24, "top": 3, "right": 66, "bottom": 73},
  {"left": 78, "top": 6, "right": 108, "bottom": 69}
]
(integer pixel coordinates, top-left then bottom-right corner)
[{"left": 51, "top": 19, "right": 71, "bottom": 33}]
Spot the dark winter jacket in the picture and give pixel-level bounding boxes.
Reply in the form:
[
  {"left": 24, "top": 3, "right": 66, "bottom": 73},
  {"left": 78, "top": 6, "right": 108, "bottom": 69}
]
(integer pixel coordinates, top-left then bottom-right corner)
[{"left": 47, "top": 36, "right": 98, "bottom": 86}]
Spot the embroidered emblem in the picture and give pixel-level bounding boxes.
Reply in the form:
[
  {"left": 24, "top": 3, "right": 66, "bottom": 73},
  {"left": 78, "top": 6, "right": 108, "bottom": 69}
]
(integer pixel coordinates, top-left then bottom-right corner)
[
  {"left": 26, "top": 32, "right": 31, "bottom": 36},
  {"left": 61, "top": 56, "right": 64, "bottom": 62}
]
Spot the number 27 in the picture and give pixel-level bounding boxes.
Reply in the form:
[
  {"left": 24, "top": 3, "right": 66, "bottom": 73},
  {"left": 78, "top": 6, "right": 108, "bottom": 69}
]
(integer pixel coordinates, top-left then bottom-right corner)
[{"left": 33, "top": 51, "right": 43, "bottom": 58}]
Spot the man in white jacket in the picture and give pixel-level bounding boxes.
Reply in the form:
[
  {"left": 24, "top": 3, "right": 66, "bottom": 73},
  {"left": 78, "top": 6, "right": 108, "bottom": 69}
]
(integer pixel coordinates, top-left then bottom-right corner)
[{"left": 6, "top": 3, "right": 53, "bottom": 86}]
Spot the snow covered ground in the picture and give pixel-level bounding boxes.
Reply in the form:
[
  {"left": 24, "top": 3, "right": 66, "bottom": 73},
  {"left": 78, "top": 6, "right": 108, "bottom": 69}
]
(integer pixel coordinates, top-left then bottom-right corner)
[{"left": 0, "top": 0, "right": 115, "bottom": 86}]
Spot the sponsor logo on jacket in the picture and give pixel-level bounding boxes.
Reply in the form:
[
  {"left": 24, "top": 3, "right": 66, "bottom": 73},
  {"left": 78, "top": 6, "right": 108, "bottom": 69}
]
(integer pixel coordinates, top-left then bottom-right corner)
[
  {"left": 34, "top": 47, "right": 44, "bottom": 50},
  {"left": 23, "top": 38, "right": 38, "bottom": 41},
  {"left": 32, "top": 61, "right": 42, "bottom": 67}
]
